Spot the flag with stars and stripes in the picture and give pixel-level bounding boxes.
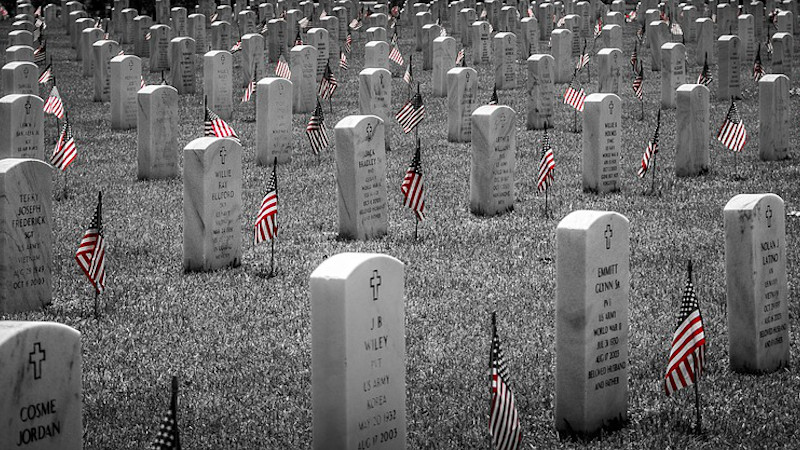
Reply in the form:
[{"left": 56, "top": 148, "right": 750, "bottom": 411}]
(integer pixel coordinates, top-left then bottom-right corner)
[
  {"left": 318, "top": 63, "right": 338, "bottom": 99},
  {"left": 716, "top": 99, "right": 746, "bottom": 152},
  {"left": 275, "top": 53, "right": 291, "bottom": 79},
  {"left": 401, "top": 140, "right": 425, "bottom": 220},
  {"left": 488, "top": 85, "right": 499, "bottom": 105},
  {"left": 254, "top": 162, "right": 278, "bottom": 244},
  {"left": 141, "top": 76, "right": 147, "bottom": 89},
  {"left": 260, "top": 21, "right": 269, "bottom": 34},
  {"left": 697, "top": 53, "right": 712, "bottom": 86},
  {"left": 349, "top": 17, "right": 362, "bottom": 30},
  {"left": 34, "top": 41, "right": 46, "bottom": 64},
  {"left": 753, "top": 43, "right": 766, "bottom": 82},
  {"left": 75, "top": 192, "right": 106, "bottom": 294},
  {"left": 490, "top": 312, "right": 522, "bottom": 450},
  {"left": 339, "top": 51, "right": 349, "bottom": 70},
  {"left": 204, "top": 106, "right": 240, "bottom": 144},
  {"left": 44, "top": 85, "right": 65, "bottom": 119},
  {"left": 593, "top": 18, "right": 603, "bottom": 38},
  {"left": 403, "top": 55, "right": 413, "bottom": 85},
  {"left": 630, "top": 42, "right": 638, "bottom": 73},
  {"left": 230, "top": 40, "right": 242, "bottom": 53},
  {"left": 345, "top": 32, "right": 352, "bottom": 52},
  {"left": 638, "top": 109, "right": 660, "bottom": 178},
  {"left": 665, "top": 262, "right": 706, "bottom": 396},
  {"left": 563, "top": 78, "right": 586, "bottom": 112},
  {"left": 298, "top": 15, "right": 311, "bottom": 29},
  {"left": 396, "top": 90, "right": 425, "bottom": 133},
  {"left": 149, "top": 376, "right": 181, "bottom": 450},
  {"left": 38, "top": 63, "right": 52, "bottom": 84},
  {"left": 576, "top": 39, "right": 590, "bottom": 70},
  {"left": 389, "top": 42, "right": 404, "bottom": 66},
  {"left": 51, "top": 119, "right": 76, "bottom": 171},
  {"left": 241, "top": 75, "right": 256, "bottom": 102},
  {"left": 306, "top": 100, "right": 330, "bottom": 155},
  {"left": 537, "top": 128, "right": 555, "bottom": 192},
  {"left": 632, "top": 65, "right": 644, "bottom": 100}
]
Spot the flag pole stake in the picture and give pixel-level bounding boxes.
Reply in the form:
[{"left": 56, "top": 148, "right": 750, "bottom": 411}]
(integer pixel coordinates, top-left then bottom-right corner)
[
  {"left": 573, "top": 110, "right": 577, "bottom": 133},
  {"left": 544, "top": 189, "right": 549, "bottom": 218},
  {"left": 93, "top": 290, "right": 99, "bottom": 320},
  {"left": 414, "top": 217, "right": 418, "bottom": 240},
  {"left": 693, "top": 352, "right": 702, "bottom": 433},
  {"left": 270, "top": 238, "right": 275, "bottom": 277},
  {"left": 650, "top": 150, "right": 657, "bottom": 194},
  {"left": 640, "top": 99, "right": 644, "bottom": 121}
]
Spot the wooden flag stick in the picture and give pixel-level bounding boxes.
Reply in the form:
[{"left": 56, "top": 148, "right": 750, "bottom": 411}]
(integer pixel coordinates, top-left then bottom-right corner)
[
  {"left": 414, "top": 217, "right": 419, "bottom": 240},
  {"left": 271, "top": 156, "right": 278, "bottom": 277},
  {"left": 270, "top": 239, "right": 275, "bottom": 277},
  {"left": 573, "top": 110, "right": 577, "bottom": 133},
  {"left": 93, "top": 289, "right": 99, "bottom": 320},
  {"left": 640, "top": 99, "right": 644, "bottom": 121},
  {"left": 650, "top": 150, "right": 658, "bottom": 194},
  {"left": 544, "top": 189, "right": 549, "bottom": 218}
]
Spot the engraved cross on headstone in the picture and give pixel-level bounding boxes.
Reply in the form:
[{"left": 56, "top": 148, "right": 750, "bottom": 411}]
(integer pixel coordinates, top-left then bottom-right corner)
[
  {"left": 370, "top": 269, "right": 381, "bottom": 301},
  {"left": 608, "top": 99, "right": 614, "bottom": 115},
  {"left": 219, "top": 146, "right": 227, "bottom": 164},
  {"left": 24, "top": 99, "right": 31, "bottom": 115},
  {"left": 604, "top": 224, "right": 613, "bottom": 249},
  {"left": 29, "top": 342, "right": 45, "bottom": 380},
  {"left": 766, "top": 204, "right": 773, "bottom": 228}
]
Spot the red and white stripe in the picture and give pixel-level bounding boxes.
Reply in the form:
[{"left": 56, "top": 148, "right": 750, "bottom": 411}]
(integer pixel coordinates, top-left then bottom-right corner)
[
  {"left": 43, "top": 86, "right": 65, "bottom": 119},
  {"left": 389, "top": 45, "right": 404, "bottom": 66},
  {"left": 537, "top": 148, "right": 554, "bottom": 192},
  {"left": 76, "top": 230, "right": 106, "bottom": 293},
  {"left": 665, "top": 310, "right": 705, "bottom": 395},
  {"left": 563, "top": 86, "right": 586, "bottom": 111}
]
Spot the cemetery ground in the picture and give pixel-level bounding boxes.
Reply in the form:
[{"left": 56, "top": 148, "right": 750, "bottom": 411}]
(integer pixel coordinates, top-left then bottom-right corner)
[{"left": 4, "top": 20, "right": 800, "bottom": 449}]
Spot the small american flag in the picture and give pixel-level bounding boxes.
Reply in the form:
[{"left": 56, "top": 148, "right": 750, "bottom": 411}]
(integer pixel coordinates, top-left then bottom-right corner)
[
  {"left": 145, "top": 31, "right": 151, "bottom": 40},
  {"left": 576, "top": 39, "right": 590, "bottom": 70},
  {"left": 339, "top": 51, "right": 349, "bottom": 70},
  {"left": 149, "top": 376, "right": 181, "bottom": 450},
  {"left": 403, "top": 55, "right": 413, "bottom": 85},
  {"left": 593, "top": 18, "right": 603, "bottom": 38},
  {"left": 319, "top": 10, "right": 328, "bottom": 20},
  {"left": 563, "top": 79, "right": 586, "bottom": 112},
  {"left": 632, "top": 65, "right": 644, "bottom": 100},
  {"left": 396, "top": 90, "right": 425, "bottom": 133},
  {"left": 34, "top": 41, "right": 46, "bottom": 64},
  {"left": 665, "top": 262, "right": 706, "bottom": 396},
  {"left": 141, "top": 76, "right": 147, "bottom": 89},
  {"left": 306, "top": 101, "right": 330, "bottom": 155},
  {"left": 210, "top": 11, "right": 219, "bottom": 22},
  {"left": 318, "top": 63, "right": 338, "bottom": 100},
  {"left": 38, "top": 64, "right": 52, "bottom": 84},
  {"left": 401, "top": 140, "right": 425, "bottom": 220},
  {"left": 349, "top": 18, "right": 362, "bottom": 30},
  {"left": 537, "top": 128, "right": 555, "bottom": 192},
  {"left": 230, "top": 40, "right": 242, "bottom": 53},
  {"left": 389, "top": 43, "right": 404, "bottom": 66},
  {"left": 440, "top": 26, "right": 447, "bottom": 37},
  {"left": 716, "top": 99, "right": 747, "bottom": 152},
  {"left": 636, "top": 23, "right": 645, "bottom": 43},
  {"left": 766, "top": 38, "right": 773, "bottom": 57},
  {"left": 294, "top": 30, "right": 303, "bottom": 46},
  {"left": 241, "top": 76, "right": 256, "bottom": 103},
  {"left": 630, "top": 42, "right": 638, "bottom": 73},
  {"left": 671, "top": 22, "right": 683, "bottom": 36},
  {"left": 625, "top": 10, "right": 637, "bottom": 22},
  {"left": 298, "top": 15, "right": 311, "bottom": 29},
  {"left": 260, "top": 21, "right": 269, "bottom": 34},
  {"left": 254, "top": 163, "right": 278, "bottom": 244},
  {"left": 44, "top": 85, "right": 65, "bottom": 119},
  {"left": 697, "top": 54, "right": 712, "bottom": 85},
  {"left": 204, "top": 106, "right": 240, "bottom": 144},
  {"left": 488, "top": 85, "right": 499, "bottom": 105},
  {"left": 275, "top": 53, "right": 291, "bottom": 79},
  {"left": 345, "top": 32, "right": 352, "bottom": 53},
  {"left": 637, "top": 109, "right": 660, "bottom": 178},
  {"left": 490, "top": 312, "right": 522, "bottom": 450},
  {"left": 76, "top": 192, "right": 106, "bottom": 294},
  {"left": 753, "top": 43, "right": 766, "bottom": 81},
  {"left": 51, "top": 119, "right": 76, "bottom": 171},
  {"left": 455, "top": 47, "right": 465, "bottom": 65}
]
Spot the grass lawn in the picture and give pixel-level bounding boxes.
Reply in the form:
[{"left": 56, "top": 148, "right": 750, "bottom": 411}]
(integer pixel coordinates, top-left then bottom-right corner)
[{"left": 3, "top": 12, "right": 800, "bottom": 449}]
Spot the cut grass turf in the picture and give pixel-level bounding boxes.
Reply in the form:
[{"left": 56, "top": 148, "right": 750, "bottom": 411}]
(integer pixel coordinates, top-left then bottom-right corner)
[{"left": 3, "top": 17, "right": 800, "bottom": 449}]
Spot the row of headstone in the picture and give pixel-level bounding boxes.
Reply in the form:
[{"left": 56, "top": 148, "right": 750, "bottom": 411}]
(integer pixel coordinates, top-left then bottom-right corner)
[{"left": 1, "top": 188, "right": 787, "bottom": 444}]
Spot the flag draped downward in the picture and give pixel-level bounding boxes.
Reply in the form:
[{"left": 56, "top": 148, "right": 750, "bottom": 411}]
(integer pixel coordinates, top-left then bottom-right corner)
[
  {"left": 275, "top": 53, "right": 291, "bottom": 79},
  {"left": 401, "top": 141, "right": 425, "bottom": 220},
  {"left": 44, "top": 85, "right": 65, "bottom": 119},
  {"left": 241, "top": 75, "right": 255, "bottom": 103},
  {"left": 306, "top": 100, "right": 330, "bottom": 155},
  {"left": 254, "top": 163, "right": 278, "bottom": 244},
  {"left": 339, "top": 51, "right": 349, "bottom": 70},
  {"left": 149, "top": 376, "right": 181, "bottom": 450},
  {"left": 753, "top": 43, "right": 766, "bottom": 82},
  {"left": 490, "top": 312, "right": 521, "bottom": 450},
  {"left": 75, "top": 192, "right": 106, "bottom": 294},
  {"left": 637, "top": 110, "right": 660, "bottom": 178},
  {"left": 665, "top": 262, "right": 706, "bottom": 396},
  {"left": 488, "top": 85, "right": 499, "bottom": 105},
  {"left": 537, "top": 129, "right": 555, "bottom": 192},
  {"left": 318, "top": 63, "right": 338, "bottom": 99},
  {"left": 716, "top": 99, "right": 746, "bottom": 152},
  {"left": 396, "top": 89, "right": 425, "bottom": 133},
  {"left": 38, "top": 63, "right": 52, "bottom": 84},
  {"left": 632, "top": 65, "right": 644, "bottom": 100},
  {"left": 51, "top": 119, "right": 76, "bottom": 171},
  {"left": 697, "top": 53, "right": 712, "bottom": 86}
]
